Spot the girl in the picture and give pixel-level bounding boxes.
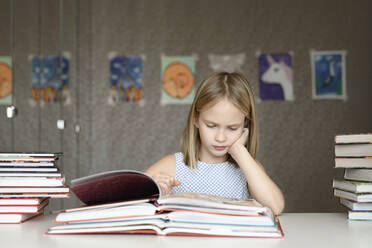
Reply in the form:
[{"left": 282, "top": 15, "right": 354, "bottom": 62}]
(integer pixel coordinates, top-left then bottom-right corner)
[{"left": 145, "top": 72, "right": 285, "bottom": 215}]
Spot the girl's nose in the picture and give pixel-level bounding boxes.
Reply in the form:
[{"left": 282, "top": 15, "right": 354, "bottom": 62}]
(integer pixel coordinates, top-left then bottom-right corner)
[{"left": 215, "top": 129, "right": 226, "bottom": 142}]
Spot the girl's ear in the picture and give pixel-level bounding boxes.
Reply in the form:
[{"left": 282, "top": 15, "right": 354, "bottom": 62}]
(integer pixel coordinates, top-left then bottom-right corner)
[
  {"left": 193, "top": 115, "right": 199, "bottom": 128},
  {"left": 244, "top": 118, "right": 250, "bottom": 128}
]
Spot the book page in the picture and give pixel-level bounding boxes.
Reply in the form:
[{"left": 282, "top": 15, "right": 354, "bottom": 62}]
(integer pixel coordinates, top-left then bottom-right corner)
[{"left": 158, "top": 192, "right": 266, "bottom": 212}]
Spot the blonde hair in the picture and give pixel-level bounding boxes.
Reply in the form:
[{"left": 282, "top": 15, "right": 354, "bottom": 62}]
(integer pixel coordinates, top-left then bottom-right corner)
[{"left": 181, "top": 71, "right": 259, "bottom": 169}]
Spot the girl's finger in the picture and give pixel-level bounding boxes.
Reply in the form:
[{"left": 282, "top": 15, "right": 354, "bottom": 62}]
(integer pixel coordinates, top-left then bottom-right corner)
[
  {"left": 158, "top": 182, "right": 170, "bottom": 193},
  {"left": 173, "top": 180, "right": 182, "bottom": 186}
]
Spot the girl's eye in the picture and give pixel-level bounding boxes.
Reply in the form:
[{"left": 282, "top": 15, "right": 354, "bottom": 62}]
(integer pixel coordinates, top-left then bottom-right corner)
[
  {"left": 229, "top": 127, "right": 238, "bottom": 131},
  {"left": 206, "top": 125, "right": 216, "bottom": 128}
]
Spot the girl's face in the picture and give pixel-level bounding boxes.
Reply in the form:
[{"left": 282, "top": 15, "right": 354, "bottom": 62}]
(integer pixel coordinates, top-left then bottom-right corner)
[{"left": 195, "top": 98, "right": 245, "bottom": 164}]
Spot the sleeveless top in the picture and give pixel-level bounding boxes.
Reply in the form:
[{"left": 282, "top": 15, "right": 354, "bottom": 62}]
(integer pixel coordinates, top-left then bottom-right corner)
[{"left": 172, "top": 152, "right": 250, "bottom": 199}]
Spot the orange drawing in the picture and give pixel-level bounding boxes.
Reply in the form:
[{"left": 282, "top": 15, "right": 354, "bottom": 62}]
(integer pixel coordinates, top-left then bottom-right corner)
[
  {"left": 0, "top": 63, "right": 12, "bottom": 98},
  {"left": 162, "top": 62, "right": 194, "bottom": 99},
  {"left": 125, "top": 85, "right": 143, "bottom": 103}
]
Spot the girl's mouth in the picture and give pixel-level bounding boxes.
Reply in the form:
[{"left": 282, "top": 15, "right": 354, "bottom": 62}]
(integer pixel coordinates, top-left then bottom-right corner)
[{"left": 213, "top": 146, "right": 227, "bottom": 151}]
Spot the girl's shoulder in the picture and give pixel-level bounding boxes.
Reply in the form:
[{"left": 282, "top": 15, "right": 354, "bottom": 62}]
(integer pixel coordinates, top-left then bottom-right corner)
[
  {"left": 153, "top": 153, "right": 177, "bottom": 169},
  {"left": 161, "top": 153, "right": 177, "bottom": 166}
]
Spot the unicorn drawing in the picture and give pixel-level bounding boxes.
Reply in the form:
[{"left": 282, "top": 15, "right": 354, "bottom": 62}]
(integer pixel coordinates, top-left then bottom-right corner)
[{"left": 261, "top": 54, "right": 294, "bottom": 101}]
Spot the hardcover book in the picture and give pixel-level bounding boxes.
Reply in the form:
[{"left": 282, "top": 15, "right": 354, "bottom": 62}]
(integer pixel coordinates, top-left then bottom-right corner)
[
  {"left": 47, "top": 215, "right": 283, "bottom": 237},
  {"left": 0, "top": 186, "right": 69, "bottom": 194},
  {"left": 48, "top": 170, "right": 284, "bottom": 238},
  {"left": 0, "top": 197, "right": 48, "bottom": 206},
  {"left": 70, "top": 170, "right": 266, "bottom": 212},
  {"left": 0, "top": 177, "right": 64, "bottom": 187},
  {"left": 335, "top": 134, "right": 372, "bottom": 144},
  {"left": 0, "top": 198, "right": 49, "bottom": 213},
  {"left": 0, "top": 152, "right": 61, "bottom": 157},
  {"left": 348, "top": 211, "right": 372, "bottom": 221},
  {"left": 0, "top": 161, "right": 55, "bottom": 167},
  {"left": 0, "top": 152, "right": 61, "bottom": 162},
  {"left": 339, "top": 198, "right": 372, "bottom": 211},
  {"left": 334, "top": 157, "right": 372, "bottom": 168},
  {"left": 0, "top": 211, "right": 44, "bottom": 224},
  {"left": 0, "top": 167, "right": 58, "bottom": 172},
  {"left": 333, "top": 179, "right": 372, "bottom": 193},
  {"left": 0, "top": 172, "right": 62, "bottom": 177},
  {"left": 335, "top": 144, "right": 372, "bottom": 157},
  {"left": 334, "top": 189, "right": 372, "bottom": 202},
  {"left": 0, "top": 157, "right": 57, "bottom": 162},
  {"left": 0, "top": 193, "right": 69, "bottom": 198},
  {"left": 70, "top": 170, "right": 160, "bottom": 205},
  {"left": 344, "top": 168, "right": 372, "bottom": 182}
]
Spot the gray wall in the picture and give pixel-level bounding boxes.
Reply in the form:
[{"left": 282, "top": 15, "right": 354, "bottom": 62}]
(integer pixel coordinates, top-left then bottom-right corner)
[{"left": 0, "top": 0, "right": 371, "bottom": 212}]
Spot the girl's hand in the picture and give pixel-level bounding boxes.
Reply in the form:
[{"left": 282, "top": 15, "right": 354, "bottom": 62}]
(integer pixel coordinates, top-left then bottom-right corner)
[
  {"left": 151, "top": 172, "right": 181, "bottom": 195},
  {"left": 228, "top": 128, "right": 249, "bottom": 159}
]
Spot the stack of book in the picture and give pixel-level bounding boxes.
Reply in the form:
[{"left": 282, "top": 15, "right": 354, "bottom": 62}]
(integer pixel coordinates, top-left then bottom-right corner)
[
  {"left": 332, "top": 134, "right": 372, "bottom": 220},
  {"left": 47, "top": 170, "right": 284, "bottom": 238},
  {"left": 0, "top": 152, "right": 70, "bottom": 224}
]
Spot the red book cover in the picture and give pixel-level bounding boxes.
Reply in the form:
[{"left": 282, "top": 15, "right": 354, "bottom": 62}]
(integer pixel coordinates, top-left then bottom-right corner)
[{"left": 70, "top": 170, "right": 160, "bottom": 205}]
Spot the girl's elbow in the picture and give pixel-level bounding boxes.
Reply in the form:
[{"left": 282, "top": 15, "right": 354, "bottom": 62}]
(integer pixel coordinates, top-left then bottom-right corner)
[{"left": 272, "top": 197, "right": 285, "bottom": 215}]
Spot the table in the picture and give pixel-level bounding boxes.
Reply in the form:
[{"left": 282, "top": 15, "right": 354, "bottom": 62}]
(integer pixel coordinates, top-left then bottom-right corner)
[{"left": 2, "top": 213, "right": 372, "bottom": 248}]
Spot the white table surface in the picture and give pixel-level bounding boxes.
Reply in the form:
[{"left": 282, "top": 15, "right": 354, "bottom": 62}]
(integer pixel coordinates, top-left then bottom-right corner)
[{"left": 2, "top": 212, "right": 372, "bottom": 248}]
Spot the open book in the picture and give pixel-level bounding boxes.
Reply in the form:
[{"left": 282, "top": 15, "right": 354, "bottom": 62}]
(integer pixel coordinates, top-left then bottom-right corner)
[
  {"left": 47, "top": 213, "right": 283, "bottom": 237},
  {"left": 69, "top": 170, "right": 267, "bottom": 215},
  {"left": 48, "top": 170, "right": 283, "bottom": 238},
  {"left": 70, "top": 170, "right": 161, "bottom": 205}
]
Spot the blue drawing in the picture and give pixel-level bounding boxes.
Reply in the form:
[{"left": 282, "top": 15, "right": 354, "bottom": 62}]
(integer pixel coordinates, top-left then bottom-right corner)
[
  {"left": 109, "top": 56, "right": 143, "bottom": 103},
  {"left": 313, "top": 53, "right": 344, "bottom": 97},
  {"left": 31, "top": 55, "right": 70, "bottom": 104}
]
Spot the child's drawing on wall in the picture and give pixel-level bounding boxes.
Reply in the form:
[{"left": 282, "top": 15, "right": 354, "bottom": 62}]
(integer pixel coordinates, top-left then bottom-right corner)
[
  {"left": 0, "top": 56, "right": 12, "bottom": 105},
  {"left": 30, "top": 55, "right": 70, "bottom": 106},
  {"left": 259, "top": 53, "right": 294, "bottom": 101},
  {"left": 311, "top": 51, "right": 347, "bottom": 100},
  {"left": 208, "top": 53, "right": 245, "bottom": 73},
  {"left": 108, "top": 55, "right": 144, "bottom": 105},
  {"left": 161, "top": 56, "right": 195, "bottom": 105}
]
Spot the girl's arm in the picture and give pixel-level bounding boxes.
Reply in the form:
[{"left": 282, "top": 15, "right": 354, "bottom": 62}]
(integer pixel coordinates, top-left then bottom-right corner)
[
  {"left": 144, "top": 154, "right": 181, "bottom": 194},
  {"left": 229, "top": 129, "right": 285, "bottom": 215}
]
